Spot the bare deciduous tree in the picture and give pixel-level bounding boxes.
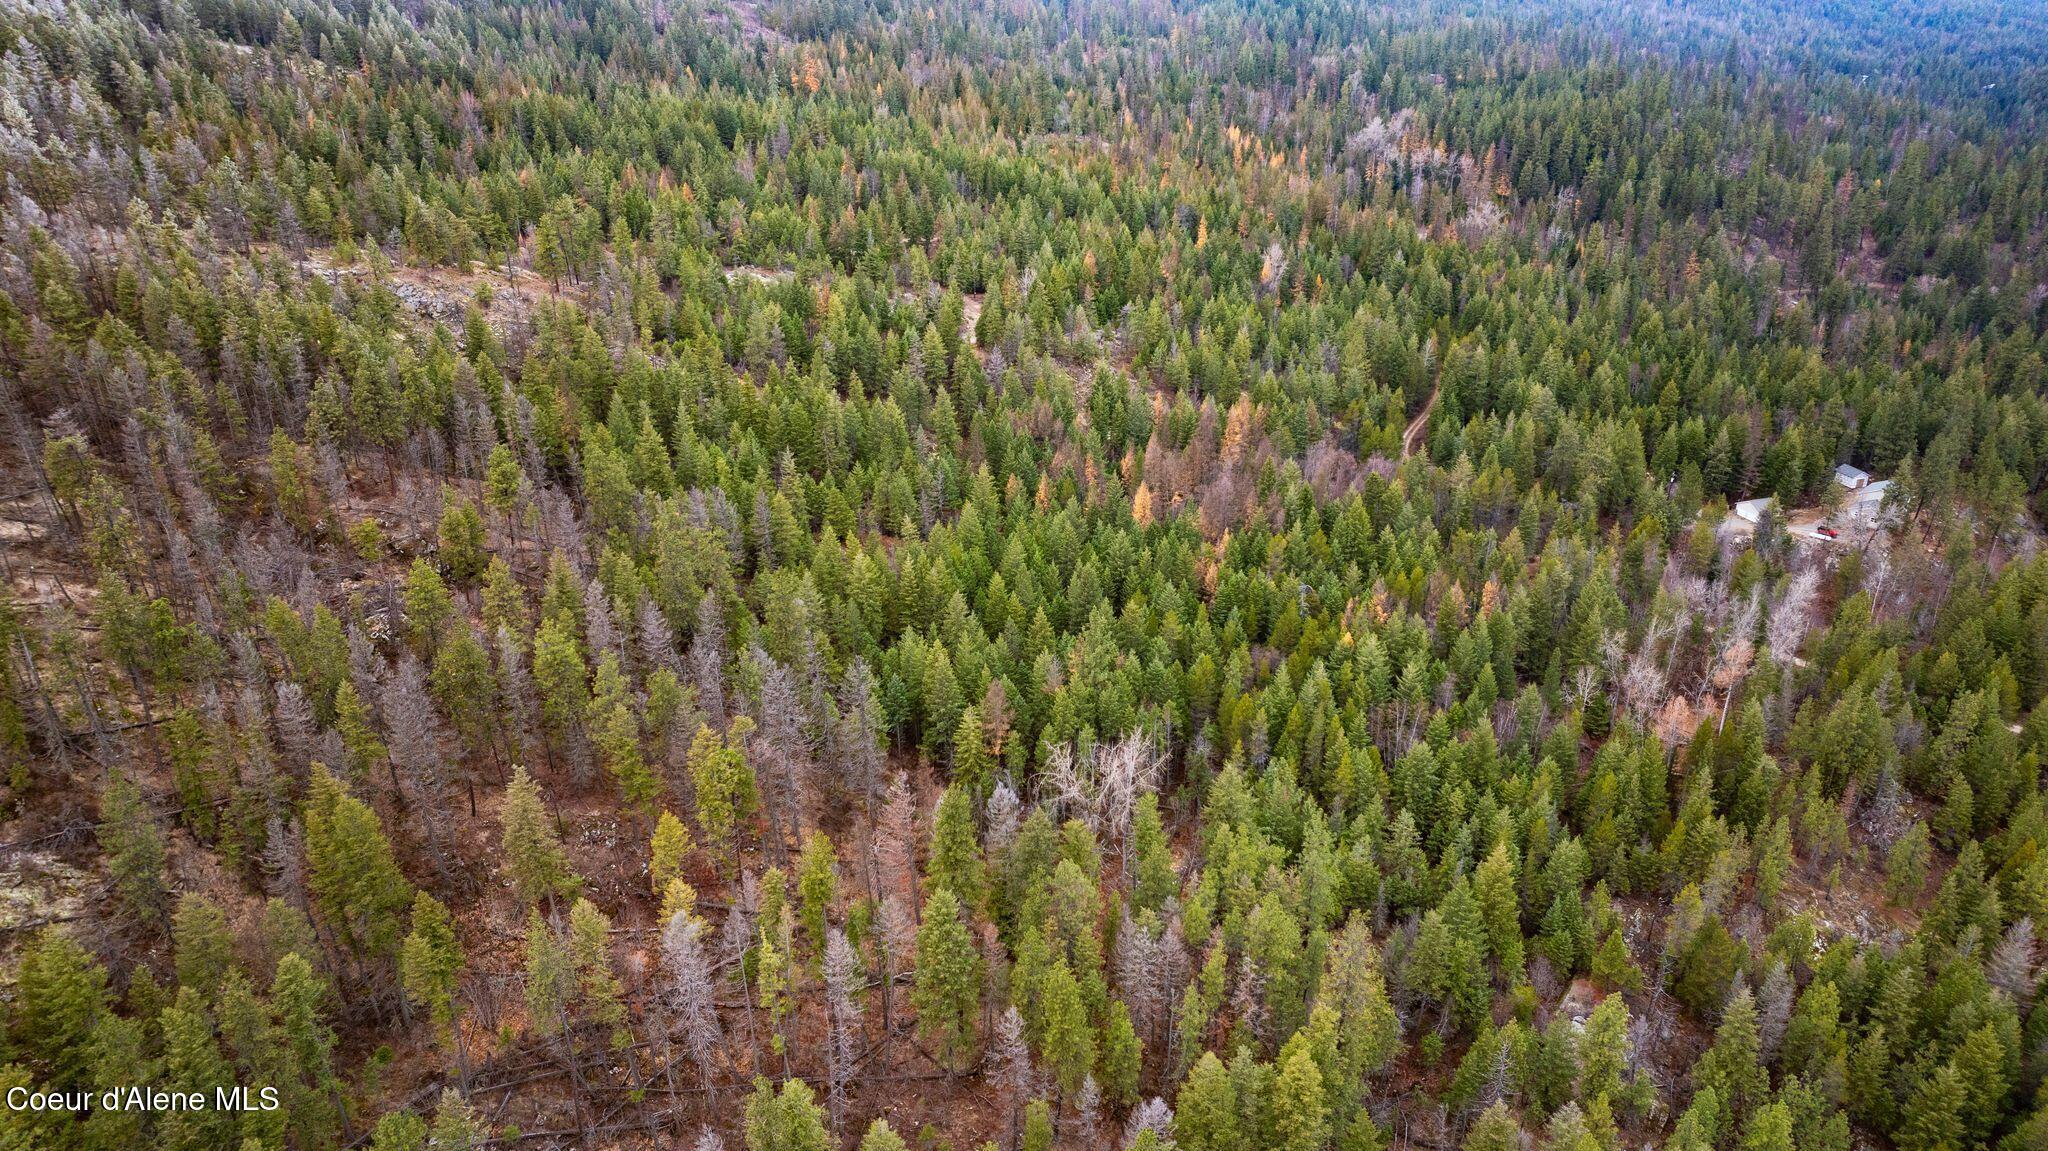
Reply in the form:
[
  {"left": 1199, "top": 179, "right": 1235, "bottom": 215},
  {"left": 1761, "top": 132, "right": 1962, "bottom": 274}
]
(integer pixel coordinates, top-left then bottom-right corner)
[
  {"left": 1041, "top": 733, "right": 1161, "bottom": 858},
  {"left": 496, "top": 624, "right": 538, "bottom": 763},
  {"left": 1073, "top": 1075, "right": 1101, "bottom": 1148},
  {"left": 584, "top": 575, "right": 622, "bottom": 667},
  {"left": 637, "top": 596, "right": 680, "bottom": 677},
  {"left": 1766, "top": 566, "right": 1821, "bottom": 666},
  {"left": 1115, "top": 909, "right": 1166, "bottom": 1048}
]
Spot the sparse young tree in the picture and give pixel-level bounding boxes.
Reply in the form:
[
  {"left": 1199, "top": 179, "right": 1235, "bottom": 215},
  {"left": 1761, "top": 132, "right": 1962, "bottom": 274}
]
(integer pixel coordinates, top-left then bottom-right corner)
[
  {"left": 99, "top": 769, "right": 167, "bottom": 924},
  {"left": 692, "top": 719, "right": 760, "bottom": 871},
  {"left": 652, "top": 809, "right": 695, "bottom": 896},
  {"left": 501, "top": 765, "right": 581, "bottom": 911},
  {"left": 400, "top": 892, "right": 466, "bottom": 1068},
  {"left": 743, "top": 1076, "right": 833, "bottom": 1151}
]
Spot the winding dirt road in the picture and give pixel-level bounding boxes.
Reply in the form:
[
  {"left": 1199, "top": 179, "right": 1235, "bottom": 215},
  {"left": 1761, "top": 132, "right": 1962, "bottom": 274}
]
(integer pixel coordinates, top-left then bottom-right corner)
[{"left": 1401, "top": 381, "right": 1440, "bottom": 458}]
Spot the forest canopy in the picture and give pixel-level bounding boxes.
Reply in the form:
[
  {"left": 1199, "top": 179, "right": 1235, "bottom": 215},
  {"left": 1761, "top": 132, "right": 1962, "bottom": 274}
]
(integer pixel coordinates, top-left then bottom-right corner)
[{"left": 0, "top": 0, "right": 2045, "bottom": 1148}]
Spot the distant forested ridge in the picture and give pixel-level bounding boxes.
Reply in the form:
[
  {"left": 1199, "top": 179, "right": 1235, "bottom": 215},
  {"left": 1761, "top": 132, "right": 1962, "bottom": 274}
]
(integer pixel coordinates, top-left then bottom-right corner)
[{"left": 0, "top": 0, "right": 2045, "bottom": 1149}]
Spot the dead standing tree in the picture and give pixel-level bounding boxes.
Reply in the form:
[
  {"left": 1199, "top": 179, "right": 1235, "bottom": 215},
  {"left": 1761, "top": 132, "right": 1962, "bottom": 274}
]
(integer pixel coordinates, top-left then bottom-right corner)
[{"left": 1040, "top": 731, "right": 1163, "bottom": 875}]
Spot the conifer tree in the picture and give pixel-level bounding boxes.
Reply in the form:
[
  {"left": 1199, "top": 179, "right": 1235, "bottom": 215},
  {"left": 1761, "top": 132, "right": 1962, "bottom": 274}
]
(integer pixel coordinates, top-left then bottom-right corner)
[
  {"left": 305, "top": 764, "right": 416, "bottom": 962},
  {"left": 1952, "top": 1023, "right": 2012, "bottom": 1146},
  {"left": 1406, "top": 881, "right": 1488, "bottom": 1032},
  {"left": 98, "top": 769, "right": 167, "bottom": 923},
  {"left": 1887, "top": 822, "right": 1932, "bottom": 905},
  {"left": 929, "top": 784, "right": 987, "bottom": 913},
  {"left": 532, "top": 617, "right": 590, "bottom": 764},
  {"left": 431, "top": 622, "right": 500, "bottom": 783},
  {"left": 429, "top": 1088, "right": 488, "bottom": 1151},
  {"left": 1577, "top": 995, "right": 1631, "bottom": 1106},
  {"left": 651, "top": 810, "right": 695, "bottom": 896},
  {"left": 593, "top": 691, "right": 660, "bottom": 810},
  {"left": 1473, "top": 842, "right": 1525, "bottom": 984},
  {"left": 952, "top": 703, "right": 993, "bottom": 796},
  {"left": 1463, "top": 1102, "right": 1520, "bottom": 1151},
  {"left": 1740, "top": 1101, "right": 1796, "bottom": 1151},
  {"left": 914, "top": 887, "right": 984, "bottom": 1072},
  {"left": 1693, "top": 984, "right": 1767, "bottom": 1131},
  {"left": 1022, "top": 1100, "right": 1056, "bottom": 1151},
  {"left": 370, "top": 1110, "right": 428, "bottom": 1151},
  {"left": 1101, "top": 999, "right": 1143, "bottom": 1106},
  {"left": 272, "top": 950, "right": 344, "bottom": 1148},
  {"left": 797, "top": 831, "right": 839, "bottom": 957},
  {"left": 159, "top": 987, "right": 237, "bottom": 1151},
  {"left": 400, "top": 891, "right": 465, "bottom": 1060},
  {"left": 172, "top": 892, "right": 234, "bottom": 1001},
  {"left": 1174, "top": 1051, "right": 1241, "bottom": 1151},
  {"left": 333, "top": 678, "right": 388, "bottom": 781},
  {"left": 523, "top": 909, "right": 578, "bottom": 1058},
  {"left": 1246, "top": 896, "right": 1306, "bottom": 1039},
  {"left": 1040, "top": 957, "right": 1096, "bottom": 1100},
  {"left": 402, "top": 557, "right": 456, "bottom": 653},
  {"left": 1588, "top": 927, "right": 1644, "bottom": 993},
  {"left": 437, "top": 490, "right": 488, "bottom": 584},
  {"left": 860, "top": 1120, "right": 911, "bottom": 1151},
  {"left": 743, "top": 1077, "right": 833, "bottom": 1151},
  {"left": 501, "top": 765, "right": 581, "bottom": 910},
  {"left": 1131, "top": 793, "right": 1176, "bottom": 912},
  {"left": 755, "top": 919, "right": 792, "bottom": 1058},
  {"left": 569, "top": 898, "right": 631, "bottom": 1050},
  {"left": 4, "top": 928, "right": 108, "bottom": 1089},
  {"left": 692, "top": 719, "right": 760, "bottom": 871},
  {"left": 1272, "top": 1036, "right": 1329, "bottom": 1151},
  {"left": 1320, "top": 918, "right": 1402, "bottom": 1081}
]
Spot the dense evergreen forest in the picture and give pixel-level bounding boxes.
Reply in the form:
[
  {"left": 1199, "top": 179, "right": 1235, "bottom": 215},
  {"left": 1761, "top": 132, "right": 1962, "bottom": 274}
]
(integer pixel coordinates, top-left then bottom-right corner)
[{"left": 0, "top": 0, "right": 2046, "bottom": 1147}]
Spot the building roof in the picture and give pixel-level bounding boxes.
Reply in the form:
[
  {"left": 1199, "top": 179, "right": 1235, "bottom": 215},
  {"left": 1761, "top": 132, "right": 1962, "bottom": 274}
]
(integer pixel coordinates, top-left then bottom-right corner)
[
  {"left": 1834, "top": 463, "right": 1872, "bottom": 486},
  {"left": 1734, "top": 498, "right": 1772, "bottom": 523}
]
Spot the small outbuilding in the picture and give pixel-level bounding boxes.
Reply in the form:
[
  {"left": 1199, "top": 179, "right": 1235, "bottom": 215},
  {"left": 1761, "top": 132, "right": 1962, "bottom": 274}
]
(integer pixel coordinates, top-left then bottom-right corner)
[
  {"left": 1840, "top": 479, "right": 1895, "bottom": 524},
  {"left": 1834, "top": 464, "right": 1872, "bottom": 490},
  {"left": 1734, "top": 498, "right": 1773, "bottom": 524}
]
